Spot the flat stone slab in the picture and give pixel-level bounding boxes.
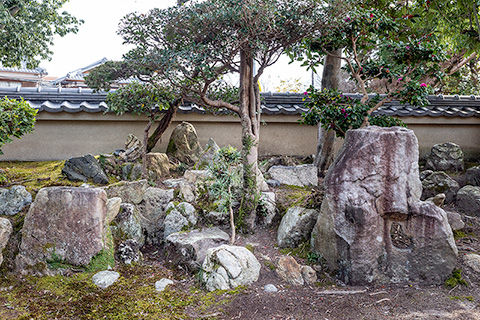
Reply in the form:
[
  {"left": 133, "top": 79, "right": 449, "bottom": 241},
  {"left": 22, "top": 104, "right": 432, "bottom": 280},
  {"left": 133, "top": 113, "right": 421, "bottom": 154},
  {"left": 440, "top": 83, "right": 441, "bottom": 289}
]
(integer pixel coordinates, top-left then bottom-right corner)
[{"left": 92, "top": 271, "right": 120, "bottom": 289}]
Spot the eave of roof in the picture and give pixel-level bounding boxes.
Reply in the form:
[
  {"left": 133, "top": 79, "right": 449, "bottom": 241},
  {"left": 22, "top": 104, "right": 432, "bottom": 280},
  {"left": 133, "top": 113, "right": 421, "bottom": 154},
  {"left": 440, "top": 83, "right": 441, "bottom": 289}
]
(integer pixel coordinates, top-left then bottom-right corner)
[{"left": 0, "top": 86, "right": 479, "bottom": 118}]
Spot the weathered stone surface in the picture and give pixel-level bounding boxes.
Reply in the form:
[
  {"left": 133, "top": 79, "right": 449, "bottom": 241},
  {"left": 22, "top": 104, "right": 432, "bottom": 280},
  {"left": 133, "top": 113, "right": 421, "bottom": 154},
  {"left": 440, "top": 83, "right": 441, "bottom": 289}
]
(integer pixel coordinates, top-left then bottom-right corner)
[
  {"left": 456, "top": 185, "right": 480, "bottom": 215},
  {"left": 260, "top": 192, "right": 277, "bottom": 226},
  {"left": 110, "top": 203, "right": 145, "bottom": 246},
  {"left": 121, "top": 163, "right": 143, "bottom": 181},
  {"left": 103, "top": 180, "right": 148, "bottom": 205},
  {"left": 425, "top": 193, "right": 446, "bottom": 207},
  {"left": 301, "top": 265, "right": 317, "bottom": 284},
  {"left": 166, "top": 122, "right": 203, "bottom": 165},
  {"left": 147, "top": 153, "right": 171, "bottom": 179},
  {"left": 155, "top": 278, "right": 174, "bottom": 292},
  {"left": 267, "top": 164, "right": 317, "bottom": 187},
  {"left": 0, "top": 217, "right": 13, "bottom": 266},
  {"left": 119, "top": 134, "right": 142, "bottom": 162},
  {"left": 164, "top": 202, "right": 198, "bottom": 239},
  {"left": 197, "top": 138, "right": 220, "bottom": 169},
  {"left": 463, "top": 253, "right": 480, "bottom": 273},
  {"left": 312, "top": 126, "right": 457, "bottom": 285},
  {"left": 180, "top": 170, "right": 210, "bottom": 202},
  {"left": 446, "top": 211, "right": 465, "bottom": 231},
  {"left": 62, "top": 154, "right": 109, "bottom": 185},
  {"left": 136, "top": 188, "right": 174, "bottom": 244},
  {"left": 277, "top": 207, "right": 318, "bottom": 248},
  {"left": 163, "top": 178, "right": 184, "bottom": 189},
  {"left": 202, "top": 245, "right": 261, "bottom": 291},
  {"left": 426, "top": 142, "right": 464, "bottom": 172},
  {"left": 106, "top": 197, "right": 122, "bottom": 224},
  {"left": 0, "top": 185, "right": 32, "bottom": 216},
  {"left": 165, "top": 227, "right": 229, "bottom": 272},
  {"left": 205, "top": 211, "right": 228, "bottom": 225},
  {"left": 264, "top": 284, "right": 278, "bottom": 293},
  {"left": 92, "top": 271, "right": 120, "bottom": 289},
  {"left": 16, "top": 187, "right": 109, "bottom": 275},
  {"left": 421, "top": 171, "right": 460, "bottom": 204},
  {"left": 276, "top": 256, "right": 304, "bottom": 285},
  {"left": 465, "top": 166, "right": 480, "bottom": 187},
  {"left": 116, "top": 239, "right": 142, "bottom": 265}
]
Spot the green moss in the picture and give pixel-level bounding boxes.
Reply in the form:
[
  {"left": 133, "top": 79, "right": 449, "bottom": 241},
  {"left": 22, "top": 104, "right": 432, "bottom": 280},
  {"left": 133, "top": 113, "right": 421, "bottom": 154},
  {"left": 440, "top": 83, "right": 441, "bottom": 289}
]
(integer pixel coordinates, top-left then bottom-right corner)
[
  {"left": 449, "top": 295, "right": 474, "bottom": 301},
  {"left": 245, "top": 244, "right": 255, "bottom": 253},
  {"left": 264, "top": 260, "right": 276, "bottom": 271},
  {"left": 445, "top": 269, "right": 468, "bottom": 289}
]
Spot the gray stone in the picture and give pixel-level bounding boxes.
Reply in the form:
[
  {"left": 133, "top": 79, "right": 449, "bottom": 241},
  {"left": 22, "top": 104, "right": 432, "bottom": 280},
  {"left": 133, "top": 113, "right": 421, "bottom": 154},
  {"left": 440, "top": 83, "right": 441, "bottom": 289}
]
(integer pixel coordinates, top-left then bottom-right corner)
[
  {"left": 180, "top": 170, "right": 210, "bottom": 202},
  {"left": 276, "top": 256, "right": 304, "bottom": 285},
  {"left": 103, "top": 180, "right": 148, "bottom": 205},
  {"left": 147, "top": 153, "right": 171, "bottom": 180},
  {"left": 426, "top": 142, "right": 464, "bottom": 172},
  {"left": 205, "top": 211, "right": 228, "bottom": 225},
  {"left": 110, "top": 203, "right": 145, "bottom": 246},
  {"left": 421, "top": 171, "right": 460, "bottom": 204},
  {"left": 465, "top": 166, "right": 480, "bottom": 187},
  {"left": 260, "top": 192, "right": 277, "bottom": 226},
  {"left": 266, "top": 179, "right": 281, "bottom": 188},
  {"left": 92, "top": 271, "right": 120, "bottom": 289},
  {"left": 165, "top": 227, "right": 229, "bottom": 272},
  {"left": 0, "top": 217, "right": 13, "bottom": 266},
  {"left": 106, "top": 197, "right": 122, "bottom": 224},
  {"left": 301, "top": 265, "right": 317, "bottom": 284},
  {"left": 202, "top": 245, "right": 261, "bottom": 291},
  {"left": 163, "top": 178, "right": 184, "bottom": 189},
  {"left": 155, "top": 278, "right": 174, "bottom": 292},
  {"left": 164, "top": 202, "right": 198, "bottom": 239},
  {"left": 456, "top": 185, "right": 480, "bottom": 215},
  {"left": 277, "top": 207, "right": 318, "bottom": 248},
  {"left": 0, "top": 185, "right": 32, "bottom": 216},
  {"left": 463, "top": 254, "right": 480, "bottom": 273},
  {"left": 196, "top": 138, "right": 220, "bottom": 169},
  {"left": 116, "top": 239, "right": 142, "bottom": 265},
  {"left": 264, "top": 284, "right": 278, "bottom": 293},
  {"left": 119, "top": 134, "right": 142, "bottom": 162},
  {"left": 312, "top": 126, "right": 457, "bottom": 285},
  {"left": 16, "top": 187, "right": 110, "bottom": 275},
  {"left": 267, "top": 164, "right": 317, "bottom": 187},
  {"left": 446, "top": 211, "right": 465, "bottom": 231},
  {"left": 166, "top": 122, "right": 203, "bottom": 165},
  {"left": 62, "top": 154, "right": 109, "bottom": 185},
  {"left": 425, "top": 193, "right": 446, "bottom": 207}
]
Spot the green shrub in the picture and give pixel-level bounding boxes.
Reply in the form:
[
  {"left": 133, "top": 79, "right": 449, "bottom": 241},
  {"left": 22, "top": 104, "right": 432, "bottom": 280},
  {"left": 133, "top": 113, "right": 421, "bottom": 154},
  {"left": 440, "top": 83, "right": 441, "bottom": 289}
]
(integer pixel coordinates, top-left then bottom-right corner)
[{"left": 0, "top": 97, "right": 37, "bottom": 154}]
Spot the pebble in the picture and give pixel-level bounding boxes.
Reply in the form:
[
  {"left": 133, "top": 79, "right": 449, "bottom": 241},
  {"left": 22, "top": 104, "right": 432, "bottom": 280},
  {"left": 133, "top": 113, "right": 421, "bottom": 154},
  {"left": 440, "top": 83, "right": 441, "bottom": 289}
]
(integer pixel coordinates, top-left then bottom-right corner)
[
  {"left": 264, "top": 284, "right": 278, "bottom": 293},
  {"left": 155, "top": 278, "right": 174, "bottom": 292}
]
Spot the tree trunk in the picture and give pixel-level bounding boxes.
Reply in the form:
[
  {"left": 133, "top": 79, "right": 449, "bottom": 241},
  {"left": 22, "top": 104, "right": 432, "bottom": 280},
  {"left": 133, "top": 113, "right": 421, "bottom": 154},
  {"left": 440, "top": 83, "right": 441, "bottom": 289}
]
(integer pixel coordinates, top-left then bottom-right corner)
[
  {"left": 142, "top": 118, "right": 154, "bottom": 179},
  {"left": 315, "top": 49, "right": 342, "bottom": 177},
  {"left": 239, "top": 48, "right": 261, "bottom": 232},
  {"left": 146, "top": 101, "right": 180, "bottom": 153}
]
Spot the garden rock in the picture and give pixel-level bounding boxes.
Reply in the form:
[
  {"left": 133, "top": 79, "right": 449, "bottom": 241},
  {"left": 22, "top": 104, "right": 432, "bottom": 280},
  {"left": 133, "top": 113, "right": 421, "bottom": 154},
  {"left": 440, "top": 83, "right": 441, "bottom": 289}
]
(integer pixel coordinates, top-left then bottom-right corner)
[
  {"left": 92, "top": 271, "right": 120, "bottom": 289},
  {"left": 155, "top": 279, "right": 174, "bottom": 292},
  {"left": 62, "top": 154, "right": 109, "bottom": 185},
  {"left": 166, "top": 122, "right": 203, "bottom": 165},
  {"left": 463, "top": 254, "right": 480, "bottom": 273},
  {"left": 425, "top": 142, "right": 464, "bottom": 172},
  {"left": 136, "top": 187, "right": 174, "bottom": 244},
  {"left": 425, "top": 193, "right": 446, "bottom": 207},
  {"left": 456, "top": 185, "right": 480, "bottom": 215},
  {"left": 0, "top": 217, "right": 13, "bottom": 266},
  {"left": 147, "top": 153, "right": 171, "bottom": 179},
  {"left": 180, "top": 170, "right": 210, "bottom": 202},
  {"left": 277, "top": 207, "right": 318, "bottom": 248},
  {"left": 165, "top": 227, "right": 229, "bottom": 272},
  {"left": 202, "top": 245, "right": 261, "bottom": 291},
  {"left": 264, "top": 284, "right": 278, "bottom": 293},
  {"left": 16, "top": 187, "right": 110, "bottom": 275},
  {"left": 116, "top": 239, "right": 141, "bottom": 265},
  {"left": 0, "top": 185, "right": 32, "bottom": 216},
  {"left": 205, "top": 211, "right": 227, "bottom": 225},
  {"left": 301, "top": 265, "right": 317, "bottom": 284},
  {"left": 465, "top": 166, "right": 480, "bottom": 187},
  {"left": 163, "top": 202, "right": 198, "bottom": 239},
  {"left": 446, "top": 211, "right": 465, "bottom": 231},
  {"left": 163, "top": 178, "right": 184, "bottom": 189},
  {"left": 276, "top": 256, "right": 304, "bottom": 285},
  {"left": 196, "top": 138, "right": 220, "bottom": 168},
  {"left": 260, "top": 192, "right": 277, "bottom": 226},
  {"left": 312, "top": 126, "right": 457, "bottom": 285},
  {"left": 110, "top": 203, "right": 145, "bottom": 246},
  {"left": 421, "top": 171, "right": 460, "bottom": 204},
  {"left": 119, "top": 134, "right": 142, "bottom": 162},
  {"left": 106, "top": 197, "right": 122, "bottom": 224},
  {"left": 267, "top": 164, "right": 317, "bottom": 187},
  {"left": 122, "top": 163, "right": 144, "bottom": 181},
  {"left": 103, "top": 180, "right": 148, "bottom": 205}
]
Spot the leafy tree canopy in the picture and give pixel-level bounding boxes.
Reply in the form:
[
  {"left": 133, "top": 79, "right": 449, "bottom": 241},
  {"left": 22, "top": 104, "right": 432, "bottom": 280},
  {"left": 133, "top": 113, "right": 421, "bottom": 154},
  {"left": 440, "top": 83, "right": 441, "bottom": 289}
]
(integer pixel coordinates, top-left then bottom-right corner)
[
  {"left": 0, "top": 97, "right": 37, "bottom": 154},
  {"left": 0, "top": 0, "right": 82, "bottom": 68}
]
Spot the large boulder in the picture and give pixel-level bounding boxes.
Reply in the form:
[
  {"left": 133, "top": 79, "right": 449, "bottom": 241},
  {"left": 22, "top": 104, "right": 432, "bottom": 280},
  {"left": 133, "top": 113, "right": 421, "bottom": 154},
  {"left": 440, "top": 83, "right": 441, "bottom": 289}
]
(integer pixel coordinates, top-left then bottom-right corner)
[
  {"left": 163, "top": 202, "right": 198, "bottom": 239},
  {"left": 166, "top": 122, "right": 203, "bottom": 165},
  {"left": 16, "top": 187, "right": 110, "bottom": 275},
  {"left": 0, "top": 217, "right": 13, "bottom": 266},
  {"left": 456, "top": 185, "right": 480, "bottom": 215},
  {"left": 421, "top": 171, "right": 460, "bottom": 204},
  {"left": 146, "top": 153, "right": 171, "bottom": 179},
  {"left": 312, "top": 126, "right": 457, "bottom": 285},
  {"left": 0, "top": 185, "right": 32, "bottom": 216},
  {"left": 62, "top": 154, "right": 109, "bottom": 185},
  {"left": 110, "top": 203, "right": 145, "bottom": 247},
  {"left": 267, "top": 164, "right": 317, "bottom": 187},
  {"left": 180, "top": 170, "right": 210, "bottom": 202},
  {"left": 103, "top": 180, "right": 148, "bottom": 205},
  {"left": 276, "top": 256, "right": 304, "bottom": 285},
  {"left": 465, "top": 166, "right": 480, "bottom": 187},
  {"left": 425, "top": 142, "right": 464, "bottom": 172},
  {"left": 196, "top": 138, "right": 220, "bottom": 169},
  {"left": 202, "top": 245, "right": 261, "bottom": 291},
  {"left": 277, "top": 207, "right": 318, "bottom": 248},
  {"left": 165, "top": 227, "right": 229, "bottom": 272}
]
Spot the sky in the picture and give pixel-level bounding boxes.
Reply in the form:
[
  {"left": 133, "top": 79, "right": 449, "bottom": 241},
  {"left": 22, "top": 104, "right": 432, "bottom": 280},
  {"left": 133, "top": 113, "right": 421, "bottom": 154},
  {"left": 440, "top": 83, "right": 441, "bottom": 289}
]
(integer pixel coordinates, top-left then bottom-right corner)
[{"left": 40, "top": 0, "right": 315, "bottom": 92}]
